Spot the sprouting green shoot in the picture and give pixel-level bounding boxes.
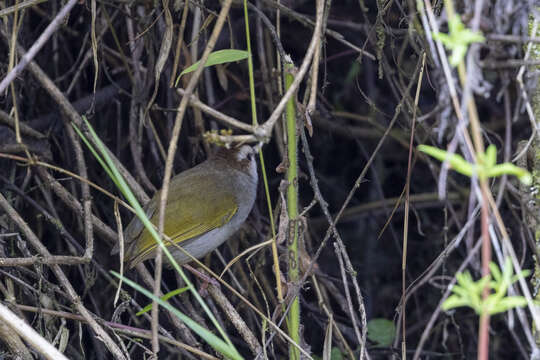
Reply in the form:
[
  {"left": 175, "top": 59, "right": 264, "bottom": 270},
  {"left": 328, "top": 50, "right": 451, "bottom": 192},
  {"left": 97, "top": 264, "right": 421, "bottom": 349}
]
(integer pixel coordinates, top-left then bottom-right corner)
[
  {"left": 418, "top": 144, "right": 532, "bottom": 185},
  {"left": 442, "top": 258, "right": 529, "bottom": 316},
  {"left": 432, "top": 15, "right": 485, "bottom": 66}
]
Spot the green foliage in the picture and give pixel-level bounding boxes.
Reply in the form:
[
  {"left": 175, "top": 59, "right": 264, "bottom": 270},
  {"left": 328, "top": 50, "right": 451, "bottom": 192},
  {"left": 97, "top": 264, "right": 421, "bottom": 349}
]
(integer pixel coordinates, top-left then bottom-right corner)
[
  {"left": 330, "top": 347, "right": 344, "bottom": 360},
  {"left": 136, "top": 287, "right": 189, "bottom": 316},
  {"left": 176, "top": 49, "right": 249, "bottom": 84},
  {"left": 418, "top": 144, "right": 532, "bottom": 185},
  {"left": 367, "top": 318, "right": 395, "bottom": 347},
  {"left": 432, "top": 15, "right": 484, "bottom": 66},
  {"left": 442, "top": 258, "right": 529, "bottom": 316}
]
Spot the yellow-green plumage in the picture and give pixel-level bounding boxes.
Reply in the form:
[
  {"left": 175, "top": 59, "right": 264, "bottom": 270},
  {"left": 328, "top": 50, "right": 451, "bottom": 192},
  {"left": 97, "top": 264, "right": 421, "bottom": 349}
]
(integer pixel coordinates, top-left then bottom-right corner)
[{"left": 115, "top": 145, "right": 257, "bottom": 268}]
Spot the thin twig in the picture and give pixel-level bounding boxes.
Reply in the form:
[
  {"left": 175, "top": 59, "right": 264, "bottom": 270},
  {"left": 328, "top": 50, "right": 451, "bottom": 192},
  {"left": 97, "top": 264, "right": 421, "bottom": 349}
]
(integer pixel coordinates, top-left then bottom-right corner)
[{"left": 0, "top": 303, "right": 68, "bottom": 360}]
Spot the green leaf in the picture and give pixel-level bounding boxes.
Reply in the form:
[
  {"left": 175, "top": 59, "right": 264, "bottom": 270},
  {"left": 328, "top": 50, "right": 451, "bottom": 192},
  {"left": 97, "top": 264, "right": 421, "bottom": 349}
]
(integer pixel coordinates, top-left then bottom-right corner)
[
  {"left": 489, "top": 260, "right": 503, "bottom": 283},
  {"left": 417, "top": 145, "right": 473, "bottom": 177},
  {"left": 511, "top": 269, "right": 531, "bottom": 283},
  {"left": 485, "top": 145, "right": 497, "bottom": 168},
  {"left": 330, "top": 347, "right": 344, "bottom": 360},
  {"left": 442, "top": 294, "right": 470, "bottom": 311},
  {"left": 178, "top": 49, "right": 249, "bottom": 80},
  {"left": 136, "top": 287, "right": 189, "bottom": 316},
  {"left": 449, "top": 46, "right": 467, "bottom": 67},
  {"left": 490, "top": 297, "right": 528, "bottom": 315},
  {"left": 432, "top": 14, "right": 484, "bottom": 66},
  {"left": 485, "top": 163, "right": 532, "bottom": 185},
  {"left": 367, "top": 318, "right": 395, "bottom": 347}
]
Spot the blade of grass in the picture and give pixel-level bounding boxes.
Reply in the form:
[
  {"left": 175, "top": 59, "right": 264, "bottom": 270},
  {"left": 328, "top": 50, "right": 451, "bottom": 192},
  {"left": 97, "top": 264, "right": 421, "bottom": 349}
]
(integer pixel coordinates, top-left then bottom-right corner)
[{"left": 136, "top": 287, "right": 189, "bottom": 316}]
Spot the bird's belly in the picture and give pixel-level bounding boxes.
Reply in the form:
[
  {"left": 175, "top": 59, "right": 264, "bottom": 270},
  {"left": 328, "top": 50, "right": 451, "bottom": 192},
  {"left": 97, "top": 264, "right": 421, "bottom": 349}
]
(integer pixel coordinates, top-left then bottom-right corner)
[{"left": 168, "top": 220, "right": 242, "bottom": 266}]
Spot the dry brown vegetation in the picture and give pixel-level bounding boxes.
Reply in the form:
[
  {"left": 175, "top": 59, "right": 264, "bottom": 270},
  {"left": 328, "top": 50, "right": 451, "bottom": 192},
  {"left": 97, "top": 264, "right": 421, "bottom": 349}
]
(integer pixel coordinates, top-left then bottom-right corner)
[{"left": 0, "top": 0, "right": 539, "bottom": 359}]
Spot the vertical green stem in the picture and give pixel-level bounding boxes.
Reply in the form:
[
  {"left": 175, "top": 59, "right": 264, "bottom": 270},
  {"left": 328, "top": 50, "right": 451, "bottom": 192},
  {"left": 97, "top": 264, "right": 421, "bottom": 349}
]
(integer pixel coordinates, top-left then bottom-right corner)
[
  {"left": 243, "top": 0, "right": 257, "bottom": 127},
  {"left": 242, "top": 0, "right": 283, "bottom": 304},
  {"left": 285, "top": 60, "right": 300, "bottom": 359}
]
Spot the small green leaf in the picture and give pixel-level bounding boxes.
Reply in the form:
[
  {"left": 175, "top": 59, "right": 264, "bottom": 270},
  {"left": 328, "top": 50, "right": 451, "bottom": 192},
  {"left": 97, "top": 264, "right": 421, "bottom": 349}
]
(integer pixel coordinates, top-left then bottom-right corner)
[
  {"left": 367, "top": 318, "right": 395, "bottom": 347},
  {"left": 442, "top": 295, "right": 470, "bottom": 311},
  {"left": 330, "top": 347, "right": 344, "bottom": 360},
  {"left": 489, "top": 260, "right": 503, "bottom": 282},
  {"left": 485, "top": 163, "right": 532, "bottom": 185},
  {"left": 177, "top": 49, "right": 249, "bottom": 82},
  {"left": 448, "top": 46, "right": 465, "bottom": 66},
  {"left": 418, "top": 145, "right": 474, "bottom": 176},
  {"left": 136, "top": 287, "right": 189, "bottom": 316},
  {"left": 485, "top": 145, "right": 497, "bottom": 168},
  {"left": 490, "top": 297, "right": 528, "bottom": 315},
  {"left": 432, "top": 15, "right": 484, "bottom": 66},
  {"left": 511, "top": 269, "right": 531, "bottom": 283}
]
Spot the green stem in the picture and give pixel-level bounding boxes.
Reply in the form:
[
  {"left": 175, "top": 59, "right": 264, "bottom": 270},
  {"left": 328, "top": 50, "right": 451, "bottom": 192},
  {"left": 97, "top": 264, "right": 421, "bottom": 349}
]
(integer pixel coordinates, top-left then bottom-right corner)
[
  {"left": 285, "top": 60, "right": 300, "bottom": 359},
  {"left": 242, "top": 0, "right": 282, "bottom": 303},
  {"left": 243, "top": 0, "right": 257, "bottom": 127}
]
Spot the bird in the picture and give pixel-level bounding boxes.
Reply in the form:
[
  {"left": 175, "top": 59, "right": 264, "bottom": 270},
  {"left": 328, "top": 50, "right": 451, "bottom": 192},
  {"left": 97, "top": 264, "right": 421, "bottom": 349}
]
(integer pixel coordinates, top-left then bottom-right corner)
[{"left": 113, "top": 145, "right": 258, "bottom": 269}]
